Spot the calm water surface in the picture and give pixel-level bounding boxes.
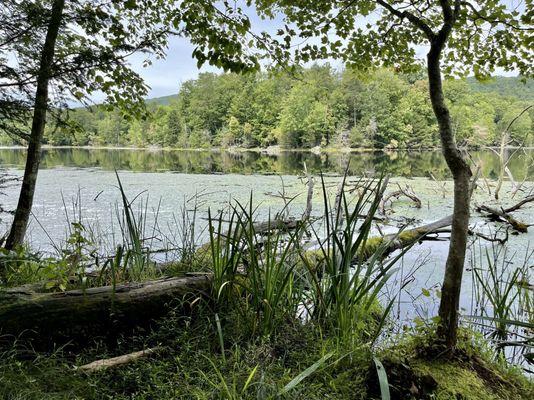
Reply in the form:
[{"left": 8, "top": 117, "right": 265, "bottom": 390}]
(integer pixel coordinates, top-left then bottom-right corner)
[{"left": 0, "top": 147, "right": 532, "bottom": 179}]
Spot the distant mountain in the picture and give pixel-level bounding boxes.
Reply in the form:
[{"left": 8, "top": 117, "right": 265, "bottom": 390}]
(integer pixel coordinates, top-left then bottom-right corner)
[
  {"left": 467, "top": 76, "right": 533, "bottom": 101},
  {"left": 145, "top": 94, "right": 179, "bottom": 106},
  {"left": 142, "top": 76, "right": 533, "bottom": 106}
]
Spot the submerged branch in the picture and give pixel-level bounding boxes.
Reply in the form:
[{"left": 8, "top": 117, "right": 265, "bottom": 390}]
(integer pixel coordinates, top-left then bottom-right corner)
[{"left": 476, "top": 194, "right": 534, "bottom": 233}]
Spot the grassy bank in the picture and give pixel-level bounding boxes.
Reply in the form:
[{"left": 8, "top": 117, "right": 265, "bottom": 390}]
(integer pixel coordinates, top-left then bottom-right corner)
[{"left": 1, "top": 305, "right": 532, "bottom": 399}]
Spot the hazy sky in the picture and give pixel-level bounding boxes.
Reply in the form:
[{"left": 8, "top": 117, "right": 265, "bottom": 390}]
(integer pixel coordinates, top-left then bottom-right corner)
[
  {"left": 126, "top": 7, "right": 284, "bottom": 101},
  {"left": 127, "top": 36, "right": 220, "bottom": 100}
]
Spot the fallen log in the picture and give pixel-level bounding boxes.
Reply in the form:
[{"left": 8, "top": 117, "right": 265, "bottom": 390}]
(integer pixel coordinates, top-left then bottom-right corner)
[
  {"left": 475, "top": 194, "right": 534, "bottom": 233},
  {"left": 358, "top": 215, "right": 453, "bottom": 260},
  {"left": 0, "top": 274, "right": 211, "bottom": 346}
]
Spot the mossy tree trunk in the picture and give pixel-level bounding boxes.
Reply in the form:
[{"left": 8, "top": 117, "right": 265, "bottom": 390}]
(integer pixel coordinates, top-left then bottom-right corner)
[
  {"left": 0, "top": 275, "right": 211, "bottom": 347},
  {"left": 426, "top": 2, "right": 472, "bottom": 349}
]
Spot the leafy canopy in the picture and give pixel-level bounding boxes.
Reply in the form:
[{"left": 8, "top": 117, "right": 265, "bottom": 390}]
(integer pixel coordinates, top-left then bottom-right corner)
[
  {"left": 219, "top": 1, "right": 533, "bottom": 78},
  {"left": 0, "top": 0, "right": 270, "bottom": 139}
]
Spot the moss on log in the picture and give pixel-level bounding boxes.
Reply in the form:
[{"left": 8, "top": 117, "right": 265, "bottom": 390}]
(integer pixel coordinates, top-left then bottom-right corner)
[
  {"left": 357, "top": 215, "right": 453, "bottom": 260},
  {"left": 0, "top": 275, "right": 211, "bottom": 345}
]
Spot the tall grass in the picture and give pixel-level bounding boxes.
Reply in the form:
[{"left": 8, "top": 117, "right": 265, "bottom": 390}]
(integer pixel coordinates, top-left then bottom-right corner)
[
  {"left": 207, "top": 195, "right": 304, "bottom": 336},
  {"left": 473, "top": 246, "right": 521, "bottom": 341},
  {"left": 205, "top": 175, "right": 414, "bottom": 342},
  {"left": 115, "top": 171, "right": 157, "bottom": 282},
  {"left": 208, "top": 206, "right": 244, "bottom": 304},
  {"left": 235, "top": 199, "right": 303, "bottom": 336},
  {"left": 468, "top": 241, "right": 533, "bottom": 366},
  {"left": 299, "top": 176, "right": 411, "bottom": 343}
]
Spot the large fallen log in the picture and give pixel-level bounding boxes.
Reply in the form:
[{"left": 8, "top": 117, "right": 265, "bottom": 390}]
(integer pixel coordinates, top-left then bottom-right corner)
[
  {"left": 359, "top": 215, "right": 453, "bottom": 260},
  {"left": 0, "top": 274, "right": 211, "bottom": 346}
]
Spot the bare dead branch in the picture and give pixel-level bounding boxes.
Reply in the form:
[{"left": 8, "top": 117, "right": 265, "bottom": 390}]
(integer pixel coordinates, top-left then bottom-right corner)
[{"left": 77, "top": 347, "right": 163, "bottom": 373}]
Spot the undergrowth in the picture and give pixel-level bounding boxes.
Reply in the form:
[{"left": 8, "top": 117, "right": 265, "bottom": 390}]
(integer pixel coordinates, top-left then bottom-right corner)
[
  {"left": 1, "top": 305, "right": 532, "bottom": 399},
  {"left": 0, "top": 302, "right": 375, "bottom": 400}
]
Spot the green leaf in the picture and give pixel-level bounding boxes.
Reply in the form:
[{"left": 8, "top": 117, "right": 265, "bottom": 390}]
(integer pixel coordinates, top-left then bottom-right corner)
[
  {"left": 374, "top": 357, "right": 390, "bottom": 400},
  {"left": 278, "top": 352, "right": 333, "bottom": 395}
]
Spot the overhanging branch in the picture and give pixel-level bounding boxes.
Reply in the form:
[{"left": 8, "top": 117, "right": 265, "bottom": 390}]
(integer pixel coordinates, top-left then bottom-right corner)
[{"left": 376, "top": 0, "right": 435, "bottom": 39}]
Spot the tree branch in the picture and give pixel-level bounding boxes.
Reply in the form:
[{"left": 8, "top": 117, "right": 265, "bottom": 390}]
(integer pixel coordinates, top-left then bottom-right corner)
[
  {"left": 461, "top": 1, "right": 534, "bottom": 31},
  {"left": 376, "top": 0, "right": 435, "bottom": 39}
]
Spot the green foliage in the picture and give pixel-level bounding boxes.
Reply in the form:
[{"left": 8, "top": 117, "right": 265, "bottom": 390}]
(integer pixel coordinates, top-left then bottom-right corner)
[
  {"left": 468, "top": 77, "right": 534, "bottom": 102},
  {"left": 254, "top": 1, "right": 532, "bottom": 79},
  {"left": 16, "top": 70, "right": 530, "bottom": 150}
]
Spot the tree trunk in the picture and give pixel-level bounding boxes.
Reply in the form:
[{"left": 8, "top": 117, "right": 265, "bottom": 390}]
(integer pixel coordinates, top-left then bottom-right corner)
[
  {"left": 427, "top": 39, "right": 472, "bottom": 349},
  {"left": 0, "top": 275, "right": 211, "bottom": 347},
  {"left": 5, "top": 0, "right": 65, "bottom": 250}
]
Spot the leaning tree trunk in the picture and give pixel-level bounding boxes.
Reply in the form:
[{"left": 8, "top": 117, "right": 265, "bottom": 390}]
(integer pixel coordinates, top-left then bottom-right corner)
[
  {"left": 5, "top": 0, "right": 65, "bottom": 251},
  {"left": 427, "top": 36, "right": 472, "bottom": 349}
]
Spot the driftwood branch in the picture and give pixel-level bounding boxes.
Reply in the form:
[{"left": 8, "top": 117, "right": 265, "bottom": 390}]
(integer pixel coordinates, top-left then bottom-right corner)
[
  {"left": 77, "top": 347, "right": 163, "bottom": 373},
  {"left": 491, "top": 105, "right": 533, "bottom": 200},
  {"left": 301, "top": 164, "right": 314, "bottom": 221},
  {"left": 476, "top": 195, "right": 534, "bottom": 233},
  {"left": 470, "top": 229, "right": 509, "bottom": 244},
  {"left": 379, "top": 183, "right": 422, "bottom": 215},
  {"left": 503, "top": 195, "right": 534, "bottom": 213},
  {"left": 476, "top": 205, "right": 529, "bottom": 233}
]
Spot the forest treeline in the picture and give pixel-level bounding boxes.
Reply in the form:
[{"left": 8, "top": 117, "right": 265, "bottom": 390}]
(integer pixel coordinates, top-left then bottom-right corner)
[{"left": 3, "top": 67, "right": 532, "bottom": 149}]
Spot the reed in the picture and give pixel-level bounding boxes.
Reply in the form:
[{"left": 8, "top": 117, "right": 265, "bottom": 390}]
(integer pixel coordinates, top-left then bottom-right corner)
[
  {"left": 299, "top": 175, "right": 410, "bottom": 343},
  {"left": 234, "top": 198, "right": 303, "bottom": 336},
  {"left": 115, "top": 171, "right": 158, "bottom": 281},
  {"left": 468, "top": 241, "right": 533, "bottom": 366}
]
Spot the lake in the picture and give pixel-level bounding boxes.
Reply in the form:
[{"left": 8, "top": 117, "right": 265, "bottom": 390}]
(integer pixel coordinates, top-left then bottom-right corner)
[
  {"left": 0, "top": 147, "right": 533, "bottom": 178},
  {"left": 0, "top": 147, "right": 532, "bottom": 324}
]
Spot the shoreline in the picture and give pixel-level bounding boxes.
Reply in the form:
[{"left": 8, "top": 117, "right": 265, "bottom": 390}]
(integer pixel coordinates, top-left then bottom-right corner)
[{"left": 0, "top": 144, "right": 532, "bottom": 153}]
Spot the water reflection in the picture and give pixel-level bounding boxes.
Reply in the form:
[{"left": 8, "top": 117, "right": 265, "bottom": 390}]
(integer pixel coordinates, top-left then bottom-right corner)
[{"left": 0, "top": 148, "right": 532, "bottom": 179}]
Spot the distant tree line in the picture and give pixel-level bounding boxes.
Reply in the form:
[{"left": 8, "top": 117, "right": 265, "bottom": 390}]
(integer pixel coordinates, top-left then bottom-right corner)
[{"left": 2, "top": 67, "right": 532, "bottom": 150}]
